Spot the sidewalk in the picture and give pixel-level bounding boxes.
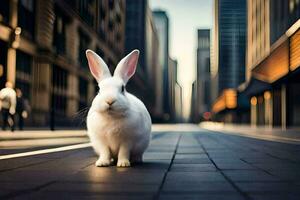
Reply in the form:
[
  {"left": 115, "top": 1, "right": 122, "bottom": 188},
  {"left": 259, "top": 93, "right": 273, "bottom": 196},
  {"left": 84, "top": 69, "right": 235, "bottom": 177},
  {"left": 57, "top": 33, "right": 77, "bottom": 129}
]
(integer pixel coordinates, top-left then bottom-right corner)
[
  {"left": 200, "top": 122, "right": 300, "bottom": 144},
  {"left": 0, "top": 130, "right": 88, "bottom": 153},
  {"left": 0, "top": 130, "right": 87, "bottom": 140},
  {"left": 1, "top": 127, "right": 300, "bottom": 199}
]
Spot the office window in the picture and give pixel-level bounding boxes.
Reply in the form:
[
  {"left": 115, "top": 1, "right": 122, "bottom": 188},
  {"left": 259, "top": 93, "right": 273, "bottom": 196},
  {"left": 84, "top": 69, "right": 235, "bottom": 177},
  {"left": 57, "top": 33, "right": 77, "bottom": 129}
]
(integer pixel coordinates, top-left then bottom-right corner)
[
  {"left": 18, "top": 0, "right": 35, "bottom": 39},
  {"left": 98, "top": 1, "right": 106, "bottom": 40},
  {"left": 16, "top": 51, "right": 32, "bottom": 100},
  {"left": 0, "top": 0, "right": 9, "bottom": 25},
  {"left": 53, "top": 6, "right": 69, "bottom": 55},
  {"left": 78, "top": 30, "right": 90, "bottom": 69},
  {"left": 52, "top": 65, "right": 68, "bottom": 116},
  {"left": 78, "top": 77, "right": 88, "bottom": 110},
  {"left": 78, "top": 0, "right": 96, "bottom": 28}
]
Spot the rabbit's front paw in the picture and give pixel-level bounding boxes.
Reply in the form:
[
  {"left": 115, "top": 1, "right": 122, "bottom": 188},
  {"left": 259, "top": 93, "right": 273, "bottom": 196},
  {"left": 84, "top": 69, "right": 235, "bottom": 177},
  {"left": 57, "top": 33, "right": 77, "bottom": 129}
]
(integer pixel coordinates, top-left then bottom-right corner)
[
  {"left": 117, "top": 159, "right": 131, "bottom": 167},
  {"left": 95, "top": 158, "right": 111, "bottom": 167}
]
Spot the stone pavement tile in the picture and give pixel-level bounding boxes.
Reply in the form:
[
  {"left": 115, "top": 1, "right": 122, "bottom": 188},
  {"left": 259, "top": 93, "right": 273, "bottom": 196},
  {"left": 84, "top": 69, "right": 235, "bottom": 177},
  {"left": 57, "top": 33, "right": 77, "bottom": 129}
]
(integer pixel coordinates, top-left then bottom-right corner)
[
  {"left": 294, "top": 182, "right": 300, "bottom": 186},
  {"left": 173, "top": 158, "right": 212, "bottom": 164},
  {"left": 66, "top": 150, "right": 96, "bottom": 159},
  {"left": 62, "top": 170, "right": 166, "bottom": 184},
  {"left": 146, "top": 146, "right": 175, "bottom": 153},
  {"left": 158, "top": 193, "right": 246, "bottom": 200},
  {"left": 0, "top": 182, "right": 49, "bottom": 198},
  {"left": 14, "top": 192, "right": 154, "bottom": 200},
  {"left": 162, "top": 181, "right": 237, "bottom": 192},
  {"left": 211, "top": 158, "right": 247, "bottom": 164},
  {"left": 205, "top": 149, "right": 236, "bottom": 153},
  {"left": 174, "top": 154, "right": 209, "bottom": 159},
  {"left": 287, "top": 156, "right": 300, "bottom": 162},
  {"left": 0, "top": 170, "right": 73, "bottom": 182},
  {"left": 237, "top": 153, "right": 269, "bottom": 158},
  {"left": 215, "top": 162, "right": 257, "bottom": 170},
  {"left": 207, "top": 153, "right": 240, "bottom": 158},
  {"left": 170, "top": 164, "right": 216, "bottom": 172},
  {"left": 18, "top": 157, "right": 95, "bottom": 171},
  {"left": 165, "top": 171, "right": 227, "bottom": 182},
  {"left": 208, "top": 152, "right": 269, "bottom": 159},
  {"left": 28, "top": 150, "right": 79, "bottom": 159},
  {"left": 249, "top": 193, "right": 300, "bottom": 200},
  {"left": 0, "top": 157, "right": 51, "bottom": 172},
  {"left": 241, "top": 157, "right": 286, "bottom": 164},
  {"left": 176, "top": 147, "right": 205, "bottom": 154},
  {"left": 235, "top": 182, "right": 299, "bottom": 193},
  {"left": 269, "top": 170, "right": 300, "bottom": 181},
  {"left": 150, "top": 136, "right": 178, "bottom": 142},
  {"left": 206, "top": 150, "right": 236, "bottom": 155},
  {"left": 82, "top": 160, "right": 171, "bottom": 172},
  {"left": 223, "top": 170, "right": 280, "bottom": 182},
  {"left": 253, "top": 163, "right": 300, "bottom": 171},
  {"left": 178, "top": 145, "right": 201, "bottom": 149},
  {"left": 148, "top": 143, "right": 176, "bottom": 148},
  {"left": 0, "top": 190, "right": 13, "bottom": 197},
  {"left": 0, "top": 182, "right": 46, "bottom": 191},
  {"left": 143, "top": 152, "right": 174, "bottom": 160},
  {"left": 204, "top": 146, "right": 230, "bottom": 150},
  {"left": 150, "top": 139, "right": 179, "bottom": 146},
  {"left": 265, "top": 151, "right": 297, "bottom": 160},
  {"left": 41, "top": 182, "right": 160, "bottom": 193},
  {"left": 178, "top": 139, "right": 199, "bottom": 145},
  {"left": 177, "top": 136, "right": 200, "bottom": 144}
]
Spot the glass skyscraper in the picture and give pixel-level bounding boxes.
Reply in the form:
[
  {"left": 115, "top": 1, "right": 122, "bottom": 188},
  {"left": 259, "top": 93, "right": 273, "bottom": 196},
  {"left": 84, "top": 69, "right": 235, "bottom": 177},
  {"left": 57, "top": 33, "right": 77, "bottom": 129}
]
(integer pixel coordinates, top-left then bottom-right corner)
[{"left": 217, "top": 0, "right": 247, "bottom": 93}]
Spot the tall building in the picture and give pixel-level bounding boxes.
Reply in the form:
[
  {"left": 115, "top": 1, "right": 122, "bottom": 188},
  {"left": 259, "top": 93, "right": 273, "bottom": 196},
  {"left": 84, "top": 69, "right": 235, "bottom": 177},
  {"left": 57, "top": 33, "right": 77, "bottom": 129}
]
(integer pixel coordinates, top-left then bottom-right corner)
[
  {"left": 0, "top": 0, "right": 125, "bottom": 128},
  {"left": 168, "top": 57, "right": 178, "bottom": 121},
  {"left": 174, "top": 82, "right": 183, "bottom": 122},
  {"left": 246, "top": 0, "right": 270, "bottom": 81},
  {"left": 195, "top": 29, "right": 211, "bottom": 122},
  {"left": 190, "top": 80, "right": 197, "bottom": 122},
  {"left": 211, "top": 0, "right": 247, "bottom": 122},
  {"left": 153, "top": 10, "right": 171, "bottom": 121},
  {"left": 217, "top": 0, "right": 247, "bottom": 92},
  {"left": 244, "top": 0, "right": 300, "bottom": 128},
  {"left": 125, "top": 0, "right": 160, "bottom": 120},
  {"left": 270, "top": 0, "right": 300, "bottom": 44}
]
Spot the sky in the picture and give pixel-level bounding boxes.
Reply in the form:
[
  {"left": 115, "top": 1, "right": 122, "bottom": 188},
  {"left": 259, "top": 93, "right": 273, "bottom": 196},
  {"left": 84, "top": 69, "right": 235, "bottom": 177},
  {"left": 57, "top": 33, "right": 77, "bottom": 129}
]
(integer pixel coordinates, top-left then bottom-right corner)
[{"left": 149, "top": 0, "right": 213, "bottom": 119}]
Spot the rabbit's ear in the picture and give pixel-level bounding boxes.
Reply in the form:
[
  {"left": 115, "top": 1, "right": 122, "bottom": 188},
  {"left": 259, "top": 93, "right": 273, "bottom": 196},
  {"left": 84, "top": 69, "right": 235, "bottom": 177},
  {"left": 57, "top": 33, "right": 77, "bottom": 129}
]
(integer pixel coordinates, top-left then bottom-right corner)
[
  {"left": 86, "top": 50, "right": 111, "bottom": 82},
  {"left": 114, "top": 50, "right": 139, "bottom": 84}
]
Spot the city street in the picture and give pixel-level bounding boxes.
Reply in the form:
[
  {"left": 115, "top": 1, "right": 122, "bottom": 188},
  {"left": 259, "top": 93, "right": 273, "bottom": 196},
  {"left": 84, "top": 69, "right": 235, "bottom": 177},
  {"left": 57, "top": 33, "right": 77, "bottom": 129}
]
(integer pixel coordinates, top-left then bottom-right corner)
[
  {"left": 0, "top": 130, "right": 88, "bottom": 156},
  {"left": 1, "top": 125, "right": 300, "bottom": 200}
]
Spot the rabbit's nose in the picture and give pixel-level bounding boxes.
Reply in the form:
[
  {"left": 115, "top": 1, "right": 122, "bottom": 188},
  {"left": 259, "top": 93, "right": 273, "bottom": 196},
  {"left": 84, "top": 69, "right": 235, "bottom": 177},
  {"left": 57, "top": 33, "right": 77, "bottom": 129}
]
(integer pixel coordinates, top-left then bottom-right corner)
[{"left": 106, "top": 100, "right": 116, "bottom": 106}]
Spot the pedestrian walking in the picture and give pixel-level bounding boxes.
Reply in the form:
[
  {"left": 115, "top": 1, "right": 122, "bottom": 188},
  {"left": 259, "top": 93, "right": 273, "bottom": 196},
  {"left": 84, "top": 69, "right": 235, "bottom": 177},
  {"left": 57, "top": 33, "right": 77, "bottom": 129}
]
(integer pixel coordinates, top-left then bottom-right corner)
[
  {"left": 15, "top": 88, "right": 29, "bottom": 130},
  {"left": 0, "top": 82, "right": 16, "bottom": 131}
]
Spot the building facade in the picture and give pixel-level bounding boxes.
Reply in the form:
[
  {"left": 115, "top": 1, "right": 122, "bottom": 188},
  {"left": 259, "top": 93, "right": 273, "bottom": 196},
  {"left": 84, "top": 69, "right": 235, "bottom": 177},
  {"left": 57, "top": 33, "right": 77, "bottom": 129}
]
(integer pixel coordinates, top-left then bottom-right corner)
[
  {"left": 195, "top": 29, "right": 211, "bottom": 122},
  {"left": 244, "top": 0, "right": 300, "bottom": 128},
  {"left": 246, "top": 0, "right": 270, "bottom": 81},
  {"left": 0, "top": 0, "right": 125, "bottom": 128},
  {"left": 168, "top": 57, "right": 178, "bottom": 121},
  {"left": 216, "top": 0, "right": 247, "bottom": 93},
  {"left": 125, "top": 0, "right": 161, "bottom": 121},
  {"left": 211, "top": 0, "right": 247, "bottom": 122},
  {"left": 174, "top": 82, "right": 183, "bottom": 123},
  {"left": 153, "top": 10, "right": 171, "bottom": 122}
]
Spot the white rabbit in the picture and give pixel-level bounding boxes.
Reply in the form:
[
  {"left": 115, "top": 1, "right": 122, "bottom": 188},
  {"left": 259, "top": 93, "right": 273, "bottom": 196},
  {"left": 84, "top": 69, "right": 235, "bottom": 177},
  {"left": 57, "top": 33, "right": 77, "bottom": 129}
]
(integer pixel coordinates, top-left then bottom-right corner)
[{"left": 85, "top": 49, "right": 152, "bottom": 167}]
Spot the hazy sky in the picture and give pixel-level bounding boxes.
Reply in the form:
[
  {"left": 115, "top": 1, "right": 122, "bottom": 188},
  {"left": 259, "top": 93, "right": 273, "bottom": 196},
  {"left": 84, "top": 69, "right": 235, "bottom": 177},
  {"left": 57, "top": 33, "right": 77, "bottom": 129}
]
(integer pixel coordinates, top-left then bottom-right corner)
[{"left": 149, "top": 0, "right": 213, "bottom": 118}]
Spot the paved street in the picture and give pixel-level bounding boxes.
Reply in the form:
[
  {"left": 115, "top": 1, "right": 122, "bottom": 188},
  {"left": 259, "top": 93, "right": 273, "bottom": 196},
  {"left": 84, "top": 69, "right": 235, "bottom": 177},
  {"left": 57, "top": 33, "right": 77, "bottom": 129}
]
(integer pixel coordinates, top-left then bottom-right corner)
[
  {"left": 0, "top": 130, "right": 88, "bottom": 156},
  {"left": 1, "top": 125, "right": 300, "bottom": 200}
]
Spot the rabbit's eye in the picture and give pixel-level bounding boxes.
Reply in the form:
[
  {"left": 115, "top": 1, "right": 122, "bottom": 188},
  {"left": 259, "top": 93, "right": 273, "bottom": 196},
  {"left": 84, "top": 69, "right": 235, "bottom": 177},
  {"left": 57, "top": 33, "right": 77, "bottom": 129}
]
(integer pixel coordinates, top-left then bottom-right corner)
[{"left": 121, "top": 85, "right": 125, "bottom": 93}]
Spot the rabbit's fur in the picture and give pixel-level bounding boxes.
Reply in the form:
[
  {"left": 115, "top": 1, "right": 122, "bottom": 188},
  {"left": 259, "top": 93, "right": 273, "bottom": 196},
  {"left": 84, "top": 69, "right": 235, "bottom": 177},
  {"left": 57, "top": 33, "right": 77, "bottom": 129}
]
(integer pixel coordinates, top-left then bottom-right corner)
[{"left": 86, "top": 49, "right": 151, "bottom": 167}]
